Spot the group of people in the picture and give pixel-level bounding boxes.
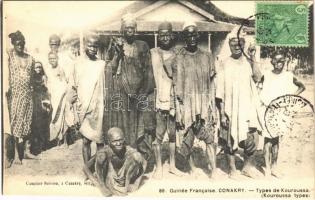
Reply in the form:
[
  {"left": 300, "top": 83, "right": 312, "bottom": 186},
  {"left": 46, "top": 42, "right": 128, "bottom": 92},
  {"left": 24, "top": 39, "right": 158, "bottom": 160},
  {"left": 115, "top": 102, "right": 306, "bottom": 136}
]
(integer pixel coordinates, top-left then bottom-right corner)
[{"left": 4, "top": 14, "right": 306, "bottom": 196}]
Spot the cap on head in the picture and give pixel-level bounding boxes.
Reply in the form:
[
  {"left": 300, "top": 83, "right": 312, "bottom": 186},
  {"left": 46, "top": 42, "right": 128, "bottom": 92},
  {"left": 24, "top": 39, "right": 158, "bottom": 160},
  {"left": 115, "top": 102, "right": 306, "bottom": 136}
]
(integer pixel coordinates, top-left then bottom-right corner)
[
  {"left": 49, "top": 34, "right": 61, "bottom": 45},
  {"left": 158, "top": 21, "right": 172, "bottom": 32},
  {"left": 8, "top": 30, "right": 25, "bottom": 45},
  {"left": 107, "top": 127, "right": 124, "bottom": 142},
  {"left": 34, "top": 61, "right": 43, "bottom": 66},
  {"left": 182, "top": 20, "right": 197, "bottom": 31},
  {"left": 121, "top": 13, "right": 137, "bottom": 28}
]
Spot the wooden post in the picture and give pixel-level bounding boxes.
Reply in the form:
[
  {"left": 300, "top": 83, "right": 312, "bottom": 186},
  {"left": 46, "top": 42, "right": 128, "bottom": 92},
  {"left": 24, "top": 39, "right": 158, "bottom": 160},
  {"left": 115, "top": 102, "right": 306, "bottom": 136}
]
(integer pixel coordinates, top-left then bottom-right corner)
[
  {"left": 208, "top": 33, "right": 212, "bottom": 52},
  {"left": 154, "top": 33, "right": 158, "bottom": 48},
  {"left": 80, "top": 30, "right": 84, "bottom": 56}
]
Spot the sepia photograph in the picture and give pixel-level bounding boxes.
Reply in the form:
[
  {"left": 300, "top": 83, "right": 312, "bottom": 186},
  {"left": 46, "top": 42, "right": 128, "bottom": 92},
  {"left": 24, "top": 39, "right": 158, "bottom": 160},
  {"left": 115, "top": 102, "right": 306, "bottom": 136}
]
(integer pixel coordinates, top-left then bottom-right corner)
[{"left": 1, "top": 0, "right": 314, "bottom": 199}]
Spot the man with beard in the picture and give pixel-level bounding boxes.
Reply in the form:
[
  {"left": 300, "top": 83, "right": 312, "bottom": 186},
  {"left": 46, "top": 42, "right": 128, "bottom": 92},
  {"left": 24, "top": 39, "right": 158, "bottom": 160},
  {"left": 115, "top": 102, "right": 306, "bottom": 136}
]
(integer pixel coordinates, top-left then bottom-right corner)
[
  {"left": 150, "top": 21, "right": 185, "bottom": 178},
  {"left": 69, "top": 34, "right": 106, "bottom": 164},
  {"left": 108, "top": 14, "right": 155, "bottom": 159},
  {"left": 173, "top": 21, "right": 217, "bottom": 178},
  {"left": 83, "top": 127, "right": 147, "bottom": 196},
  {"left": 216, "top": 28, "right": 262, "bottom": 179}
]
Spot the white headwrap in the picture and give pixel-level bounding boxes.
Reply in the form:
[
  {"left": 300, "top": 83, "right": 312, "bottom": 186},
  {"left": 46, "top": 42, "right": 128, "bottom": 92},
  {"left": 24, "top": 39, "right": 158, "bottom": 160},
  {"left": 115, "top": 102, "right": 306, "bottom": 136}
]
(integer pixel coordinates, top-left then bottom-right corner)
[
  {"left": 217, "top": 26, "right": 257, "bottom": 61},
  {"left": 216, "top": 26, "right": 259, "bottom": 72},
  {"left": 121, "top": 13, "right": 137, "bottom": 28}
]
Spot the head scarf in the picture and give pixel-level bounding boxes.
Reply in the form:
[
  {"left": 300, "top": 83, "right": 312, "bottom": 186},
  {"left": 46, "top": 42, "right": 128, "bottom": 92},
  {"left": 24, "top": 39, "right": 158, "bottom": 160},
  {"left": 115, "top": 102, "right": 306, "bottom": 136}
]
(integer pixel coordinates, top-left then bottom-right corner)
[
  {"left": 34, "top": 61, "right": 46, "bottom": 76},
  {"left": 218, "top": 26, "right": 249, "bottom": 59},
  {"left": 216, "top": 26, "right": 259, "bottom": 73},
  {"left": 8, "top": 30, "right": 25, "bottom": 45}
]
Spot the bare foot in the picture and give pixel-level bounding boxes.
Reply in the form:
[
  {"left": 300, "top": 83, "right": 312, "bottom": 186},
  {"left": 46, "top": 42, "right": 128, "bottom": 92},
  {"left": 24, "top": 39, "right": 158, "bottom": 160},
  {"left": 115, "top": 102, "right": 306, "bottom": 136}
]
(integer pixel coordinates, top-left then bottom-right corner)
[
  {"left": 57, "top": 139, "right": 63, "bottom": 146},
  {"left": 169, "top": 167, "right": 185, "bottom": 177},
  {"left": 63, "top": 143, "right": 69, "bottom": 149},
  {"left": 24, "top": 152, "right": 37, "bottom": 159},
  {"left": 210, "top": 169, "right": 220, "bottom": 179},
  {"left": 271, "top": 168, "right": 283, "bottom": 178},
  {"left": 59, "top": 142, "right": 69, "bottom": 149},
  {"left": 241, "top": 166, "right": 263, "bottom": 179},
  {"left": 229, "top": 170, "right": 241, "bottom": 180},
  {"left": 5, "top": 159, "right": 14, "bottom": 168},
  {"left": 83, "top": 171, "right": 89, "bottom": 181},
  {"left": 264, "top": 168, "right": 272, "bottom": 178},
  {"left": 189, "top": 168, "right": 202, "bottom": 179},
  {"left": 152, "top": 168, "right": 163, "bottom": 179},
  {"left": 13, "top": 158, "right": 22, "bottom": 165}
]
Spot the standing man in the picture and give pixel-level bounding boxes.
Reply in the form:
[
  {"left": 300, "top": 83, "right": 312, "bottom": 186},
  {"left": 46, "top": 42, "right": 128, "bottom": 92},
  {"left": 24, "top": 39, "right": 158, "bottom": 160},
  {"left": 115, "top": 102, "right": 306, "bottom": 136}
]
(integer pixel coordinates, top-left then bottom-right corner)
[
  {"left": 108, "top": 14, "right": 155, "bottom": 158},
  {"left": 173, "top": 22, "right": 217, "bottom": 177},
  {"left": 69, "top": 34, "right": 106, "bottom": 164},
  {"left": 216, "top": 28, "right": 262, "bottom": 179},
  {"left": 150, "top": 22, "right": 185, "bottom": 178}
]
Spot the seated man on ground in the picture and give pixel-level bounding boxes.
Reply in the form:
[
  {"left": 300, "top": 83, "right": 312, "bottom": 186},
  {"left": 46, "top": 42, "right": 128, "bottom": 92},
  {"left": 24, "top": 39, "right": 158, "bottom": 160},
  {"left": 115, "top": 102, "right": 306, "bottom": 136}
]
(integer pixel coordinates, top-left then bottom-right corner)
[{"left": 83, "top": 127, "right": 147, "bottom": 196}]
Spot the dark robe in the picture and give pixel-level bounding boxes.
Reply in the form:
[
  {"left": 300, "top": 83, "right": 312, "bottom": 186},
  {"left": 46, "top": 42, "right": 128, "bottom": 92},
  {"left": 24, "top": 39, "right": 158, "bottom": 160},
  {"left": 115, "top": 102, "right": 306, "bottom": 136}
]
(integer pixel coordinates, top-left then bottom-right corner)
[
  {"left": 107, "top": 40, "right": 155, "bottom": 157},
  {"left": 32, "top": 73, "right": 50, "bottom": 152}
]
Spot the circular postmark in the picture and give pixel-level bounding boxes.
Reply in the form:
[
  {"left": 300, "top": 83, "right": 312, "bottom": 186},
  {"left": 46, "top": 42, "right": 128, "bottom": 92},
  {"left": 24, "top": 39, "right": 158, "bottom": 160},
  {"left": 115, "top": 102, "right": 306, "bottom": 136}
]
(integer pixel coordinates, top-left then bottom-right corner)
[{"left": 264, "top": 95, "right": 314, "bottom": 138}]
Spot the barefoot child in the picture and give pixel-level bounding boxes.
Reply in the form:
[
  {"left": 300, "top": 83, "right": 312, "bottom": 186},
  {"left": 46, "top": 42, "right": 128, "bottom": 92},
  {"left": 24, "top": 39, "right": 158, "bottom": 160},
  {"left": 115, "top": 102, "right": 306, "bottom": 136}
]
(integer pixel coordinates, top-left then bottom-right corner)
[{"left": 259, "top": 50, "right": 305, "bottom": 177}]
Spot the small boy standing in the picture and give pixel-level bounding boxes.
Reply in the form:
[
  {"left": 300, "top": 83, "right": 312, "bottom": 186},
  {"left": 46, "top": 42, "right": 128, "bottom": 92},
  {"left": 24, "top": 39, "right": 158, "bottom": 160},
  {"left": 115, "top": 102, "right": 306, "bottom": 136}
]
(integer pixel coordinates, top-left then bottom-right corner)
[{"left": 259, "top": 50, "right": 305, "bottom": 177}]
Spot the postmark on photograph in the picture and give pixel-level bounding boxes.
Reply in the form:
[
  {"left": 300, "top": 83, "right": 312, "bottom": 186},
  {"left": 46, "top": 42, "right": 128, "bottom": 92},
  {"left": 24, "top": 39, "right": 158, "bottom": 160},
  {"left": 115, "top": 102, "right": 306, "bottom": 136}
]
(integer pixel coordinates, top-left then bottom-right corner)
[
  {"left": 264, "top": 95, "right": 314, "bottom": 138},
  {"left": 256, "top": 3, "right": 309, "bottom": 47}
]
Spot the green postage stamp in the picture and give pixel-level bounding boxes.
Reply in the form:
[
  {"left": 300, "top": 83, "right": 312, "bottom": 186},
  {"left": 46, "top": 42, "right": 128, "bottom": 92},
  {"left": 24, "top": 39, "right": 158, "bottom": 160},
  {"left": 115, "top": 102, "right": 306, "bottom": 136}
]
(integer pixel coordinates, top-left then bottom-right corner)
[{"left": 256, "top": 2, "right": 309, "bottom": 47}]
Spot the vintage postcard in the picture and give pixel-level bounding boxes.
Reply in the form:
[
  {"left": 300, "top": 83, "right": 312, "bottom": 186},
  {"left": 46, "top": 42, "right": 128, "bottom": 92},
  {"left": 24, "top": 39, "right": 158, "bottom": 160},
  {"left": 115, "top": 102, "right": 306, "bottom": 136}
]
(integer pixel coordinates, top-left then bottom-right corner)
[{"left": 1, "top": 1, "right": 314, "bottom": 199}]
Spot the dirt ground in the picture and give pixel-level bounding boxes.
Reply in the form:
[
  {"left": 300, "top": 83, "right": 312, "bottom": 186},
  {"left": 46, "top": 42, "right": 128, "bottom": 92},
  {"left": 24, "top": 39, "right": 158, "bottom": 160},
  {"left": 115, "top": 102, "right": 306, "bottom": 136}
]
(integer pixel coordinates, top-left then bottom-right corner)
[{"left": 3, "top": 77, "right": 314, "bottom": 197}]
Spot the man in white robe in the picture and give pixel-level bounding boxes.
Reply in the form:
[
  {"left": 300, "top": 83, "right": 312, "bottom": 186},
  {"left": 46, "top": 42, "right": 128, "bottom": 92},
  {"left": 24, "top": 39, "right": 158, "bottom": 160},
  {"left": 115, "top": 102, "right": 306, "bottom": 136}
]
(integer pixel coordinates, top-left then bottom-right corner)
[
  {"left": 216, "top": 29, "right": 263, "bottom": 179},
  {"left": 69, "top": 34, "right": 106, "bottom": 164}
]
